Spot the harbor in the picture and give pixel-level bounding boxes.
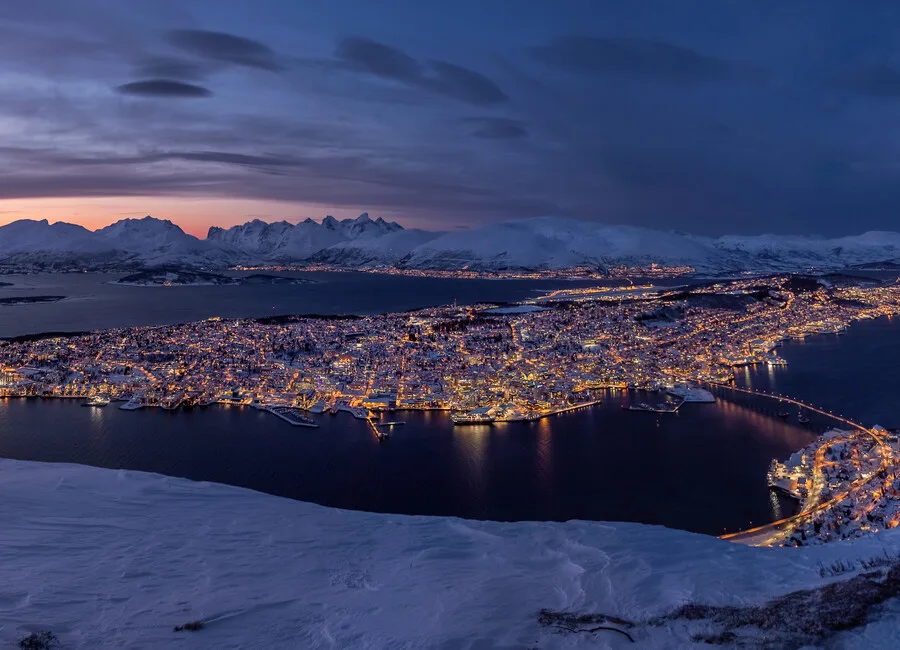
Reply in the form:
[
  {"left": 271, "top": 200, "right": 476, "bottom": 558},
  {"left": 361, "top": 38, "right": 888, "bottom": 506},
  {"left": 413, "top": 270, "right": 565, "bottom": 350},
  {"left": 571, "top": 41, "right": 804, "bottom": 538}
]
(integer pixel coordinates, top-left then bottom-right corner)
[{"left": 0, "top": 391, "right": 813, "bottom": 536}]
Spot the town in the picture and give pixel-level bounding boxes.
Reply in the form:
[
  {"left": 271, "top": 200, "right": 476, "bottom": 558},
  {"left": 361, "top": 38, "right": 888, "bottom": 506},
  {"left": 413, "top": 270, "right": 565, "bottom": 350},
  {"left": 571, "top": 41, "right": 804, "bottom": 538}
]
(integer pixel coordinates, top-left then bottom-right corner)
[
  {"left": 0, "top": 274, "right": 897, "bottom": 426},
  {"left": 1, "top": 273, "right": 900, "bottom": 544}
]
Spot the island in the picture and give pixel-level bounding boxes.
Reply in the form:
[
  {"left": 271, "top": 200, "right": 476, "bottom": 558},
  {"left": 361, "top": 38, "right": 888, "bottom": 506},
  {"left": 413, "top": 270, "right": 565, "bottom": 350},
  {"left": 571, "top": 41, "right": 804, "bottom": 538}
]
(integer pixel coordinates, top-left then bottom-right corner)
[
  {"left": 2, "top": 273, "right": 900, "bottom": 547},
  {"left": 112, "top": 269, "right": 315, "bottom": 287},
  {"left": 0, "top": 295, "right": 65, "bottom": 306}
]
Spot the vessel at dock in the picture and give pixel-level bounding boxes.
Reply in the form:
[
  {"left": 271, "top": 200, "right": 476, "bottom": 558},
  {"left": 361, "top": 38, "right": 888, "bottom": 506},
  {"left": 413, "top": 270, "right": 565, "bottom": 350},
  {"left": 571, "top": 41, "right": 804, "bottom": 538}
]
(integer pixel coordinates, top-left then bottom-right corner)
[
  {"left": 82, "top": 395, "right": 110, "bottom": 407},
  {"left": 666, "top": 384, "right": 715, "bottom": 403},
  {"left": 627, "top": 399, "right": 682, "bottom": 413},
  {"left": 265, "top": 406, "right": 319, "bottom": 428},
  {"left": 450, "top": 407, "right": 495, "bottom": 425}
]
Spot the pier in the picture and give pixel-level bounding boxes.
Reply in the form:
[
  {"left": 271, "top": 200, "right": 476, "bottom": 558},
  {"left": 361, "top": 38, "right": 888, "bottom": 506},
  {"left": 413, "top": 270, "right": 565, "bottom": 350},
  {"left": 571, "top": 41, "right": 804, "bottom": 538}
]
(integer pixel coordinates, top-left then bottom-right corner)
[
  {"left": 260, "top": 406, "right": 320, "bottom": 428},
  {"left": 366, "top": 418, "right": 391, "bottom": 440}
]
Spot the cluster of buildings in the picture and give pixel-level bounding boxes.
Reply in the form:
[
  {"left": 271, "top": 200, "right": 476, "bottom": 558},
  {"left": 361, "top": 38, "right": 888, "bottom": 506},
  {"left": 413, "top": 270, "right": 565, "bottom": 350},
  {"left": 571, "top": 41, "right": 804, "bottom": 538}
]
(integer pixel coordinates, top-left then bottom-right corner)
[
  {"left": 0, "top": 275, "right": 897, "bottom": 427},
  {"left": 769, "top": 427, "right": 900, "bottom": 546}
]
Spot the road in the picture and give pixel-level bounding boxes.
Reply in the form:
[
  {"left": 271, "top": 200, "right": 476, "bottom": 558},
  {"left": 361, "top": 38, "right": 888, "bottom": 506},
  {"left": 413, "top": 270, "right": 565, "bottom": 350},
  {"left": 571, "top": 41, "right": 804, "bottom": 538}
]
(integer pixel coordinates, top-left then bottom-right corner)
[{"left": 704, "top": 381, "right": 889, "bottom": 546}]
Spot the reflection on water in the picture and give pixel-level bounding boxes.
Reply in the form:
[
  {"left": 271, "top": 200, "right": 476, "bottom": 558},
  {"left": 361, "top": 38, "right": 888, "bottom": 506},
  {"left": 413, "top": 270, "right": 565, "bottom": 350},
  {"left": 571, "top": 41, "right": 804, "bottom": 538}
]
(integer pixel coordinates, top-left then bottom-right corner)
[
  {"left": 452, "top": 423, "right": 490, "bottom": 502},
  {"left": 737, "top": 316, "right": 900, "bottom": 427},
  {"left": 0, "top": 392, "right": 818, "bottom": 536}
]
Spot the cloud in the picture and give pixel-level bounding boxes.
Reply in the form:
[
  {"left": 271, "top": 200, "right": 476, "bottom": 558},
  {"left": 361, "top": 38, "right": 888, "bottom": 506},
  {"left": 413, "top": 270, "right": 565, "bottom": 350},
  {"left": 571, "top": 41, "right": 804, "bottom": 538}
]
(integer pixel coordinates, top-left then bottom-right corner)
[
  {"left": 832, "top": 64, "right": 900, "bottom": 99},
  {"left": 426, "top": 61, "right": 508, "bottom": 105},
  {"left": 335, "top": 37, "right": 422, "bottom": 82},
  {"left": 115, "top": 79, "right": 213, "bottom": 97},
  {"left": 461, "top": 117, "right": 528, "bottom": 139},
  {"left": 336, "top": 36, "right": 508, "bottom": 105},
  {"left": 135, "top": 57, "right": 210, "bottom": 82},
  {"left": 167, "top": 29, "right": 284, "bottom": 72},
  {"left": 531, "top": 36, "right": 739, "bottom": 81},
  {"left": 46, "top": 150, "right": 306, "bottom": 173}
]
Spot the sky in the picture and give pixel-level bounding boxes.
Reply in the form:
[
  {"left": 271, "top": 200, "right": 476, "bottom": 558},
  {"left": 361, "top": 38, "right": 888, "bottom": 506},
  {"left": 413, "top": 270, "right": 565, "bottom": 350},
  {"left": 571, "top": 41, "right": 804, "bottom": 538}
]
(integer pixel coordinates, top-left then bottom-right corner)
[{"left": 3, "top": 1, "right": 900, "bottom": 237}]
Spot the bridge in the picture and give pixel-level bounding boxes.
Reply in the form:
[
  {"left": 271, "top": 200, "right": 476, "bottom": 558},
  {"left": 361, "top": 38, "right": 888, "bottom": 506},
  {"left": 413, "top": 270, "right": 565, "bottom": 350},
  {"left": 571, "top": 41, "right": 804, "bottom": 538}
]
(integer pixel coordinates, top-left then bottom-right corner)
[{"left": 701, "top": 381, "right": 889, "bottom": 546}]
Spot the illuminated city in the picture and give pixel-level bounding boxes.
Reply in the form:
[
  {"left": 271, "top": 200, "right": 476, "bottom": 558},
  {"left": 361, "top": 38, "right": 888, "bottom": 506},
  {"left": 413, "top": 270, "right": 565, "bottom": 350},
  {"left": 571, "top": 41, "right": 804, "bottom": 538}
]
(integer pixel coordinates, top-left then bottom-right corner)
[{"left": 1, "top": 273, "right": 898, "bottom": 546}]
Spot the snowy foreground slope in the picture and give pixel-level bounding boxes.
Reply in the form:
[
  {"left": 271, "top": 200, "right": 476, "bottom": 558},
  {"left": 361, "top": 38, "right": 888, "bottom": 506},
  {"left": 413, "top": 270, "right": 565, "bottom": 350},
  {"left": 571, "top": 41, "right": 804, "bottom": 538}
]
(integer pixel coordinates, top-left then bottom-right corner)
[{"left": 3, "top": 460, "right": 900, "bottom": 649}]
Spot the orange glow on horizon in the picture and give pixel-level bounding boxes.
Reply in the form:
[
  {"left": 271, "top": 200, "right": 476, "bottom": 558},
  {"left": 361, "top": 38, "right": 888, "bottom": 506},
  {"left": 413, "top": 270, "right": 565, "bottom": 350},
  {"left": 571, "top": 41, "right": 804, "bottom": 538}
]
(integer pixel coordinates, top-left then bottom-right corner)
[{"left": 0, "top": 197, "right": 428, "bottom": 237}]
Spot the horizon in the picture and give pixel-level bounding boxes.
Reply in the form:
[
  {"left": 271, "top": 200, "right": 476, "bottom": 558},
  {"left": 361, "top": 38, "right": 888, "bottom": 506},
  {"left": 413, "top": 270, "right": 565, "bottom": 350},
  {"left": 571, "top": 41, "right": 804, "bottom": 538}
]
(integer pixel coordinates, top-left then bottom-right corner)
[{"left": 4, "top": 1, "right": 900, "bottom": 238}]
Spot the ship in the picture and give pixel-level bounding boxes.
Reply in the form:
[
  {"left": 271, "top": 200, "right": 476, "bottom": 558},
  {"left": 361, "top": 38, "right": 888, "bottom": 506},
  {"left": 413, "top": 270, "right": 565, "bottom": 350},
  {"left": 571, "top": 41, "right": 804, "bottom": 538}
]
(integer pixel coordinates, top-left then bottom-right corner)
[
  {"left": 450, "top": 407, "right": 495, "bottom": 425},
  {"left": 82, "top": 395, "right": 110, "bottom": 407},
  {"left": 797, "top": 413, "right": 811, "bottom": 425},
  {"left": 776, "top": 410, "right": 790, "bottom": 418}
]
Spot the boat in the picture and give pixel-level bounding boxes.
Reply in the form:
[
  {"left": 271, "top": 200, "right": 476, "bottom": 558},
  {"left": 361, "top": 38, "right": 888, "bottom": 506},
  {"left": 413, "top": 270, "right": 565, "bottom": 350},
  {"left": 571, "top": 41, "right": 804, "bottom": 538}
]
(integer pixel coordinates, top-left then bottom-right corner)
[
  {"left": 776, "top": 410, "right": 790, "bottom": 418},
  {"left": 798, "top": 413, "right": 811, "bottom": 425},
  {"left": 82, "top": 395, "right": 110, "bottom": 407},
  {"left": 451, "top": 407, "right": 495, "bottom": 425},
  {"left": 266, "top": 406, "right": 319, "bottom": 428}
]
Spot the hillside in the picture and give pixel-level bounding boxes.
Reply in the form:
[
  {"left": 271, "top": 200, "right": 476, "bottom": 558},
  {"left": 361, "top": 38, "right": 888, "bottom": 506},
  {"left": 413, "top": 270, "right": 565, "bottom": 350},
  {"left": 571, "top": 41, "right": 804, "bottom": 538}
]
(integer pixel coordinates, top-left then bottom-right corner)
[{"left": 2, "top": 459, "right": 900, "bottom": 648}]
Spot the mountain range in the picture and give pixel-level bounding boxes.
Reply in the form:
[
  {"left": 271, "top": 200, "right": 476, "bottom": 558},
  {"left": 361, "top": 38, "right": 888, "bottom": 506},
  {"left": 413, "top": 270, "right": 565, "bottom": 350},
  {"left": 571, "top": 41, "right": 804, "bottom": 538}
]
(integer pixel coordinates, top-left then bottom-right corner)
[{"left": 1, "top": 213, "right": 899, "bottom": 274}]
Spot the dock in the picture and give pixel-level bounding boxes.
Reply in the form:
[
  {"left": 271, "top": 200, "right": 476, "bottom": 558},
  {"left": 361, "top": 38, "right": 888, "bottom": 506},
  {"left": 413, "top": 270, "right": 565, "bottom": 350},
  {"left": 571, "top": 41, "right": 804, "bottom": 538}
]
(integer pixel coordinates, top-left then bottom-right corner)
[
  {"left": 366, "top": 418, "right": 391, "bottom": 440},
  {"left": 262, "top": 406, "right": 319, "bottom": 428}
]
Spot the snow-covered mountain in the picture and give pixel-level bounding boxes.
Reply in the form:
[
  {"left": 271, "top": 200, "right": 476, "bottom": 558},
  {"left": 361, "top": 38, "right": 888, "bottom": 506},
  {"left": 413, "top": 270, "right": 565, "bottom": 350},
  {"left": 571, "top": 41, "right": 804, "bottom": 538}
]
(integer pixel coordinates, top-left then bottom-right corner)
[
  {"left": 310, "top": 228, "right": 441, "bottom": 266},
  {"left": 1, "top": 213, "right": 899, "bottom": 273},
  {"left": 206, "top": 213, "right": 404, "bottom": 262},
  {"left": 0, "top": 219, "right": 96, "bottom": 253},
  {"left": 396, "top": 217, "right": 900, "bottom": 273},
  {"left": 398, "top": 217, "right": 728, "bottom": 271},
  {"left": 3, "top": 458, "right": 900, "bottom": 649},
  {"left": 0, "top": 216, "right": 239, "bottom": 270}
]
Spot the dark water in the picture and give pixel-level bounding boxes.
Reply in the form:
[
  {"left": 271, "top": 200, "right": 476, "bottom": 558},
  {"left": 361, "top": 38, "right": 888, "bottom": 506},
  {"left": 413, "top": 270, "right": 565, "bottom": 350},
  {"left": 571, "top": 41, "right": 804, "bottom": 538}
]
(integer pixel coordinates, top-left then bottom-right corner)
[
  {"left": 1, "top": 275, "right": 896, "bottom": 535},
  {"left": 735, "top": 315, "right": 900, "bottom": 428},
  {"left": 0, "top": 394, "right": 815, "bottom": 535},
  {"left": 0, "top": 271, "right": 652, "bottom": 338}
]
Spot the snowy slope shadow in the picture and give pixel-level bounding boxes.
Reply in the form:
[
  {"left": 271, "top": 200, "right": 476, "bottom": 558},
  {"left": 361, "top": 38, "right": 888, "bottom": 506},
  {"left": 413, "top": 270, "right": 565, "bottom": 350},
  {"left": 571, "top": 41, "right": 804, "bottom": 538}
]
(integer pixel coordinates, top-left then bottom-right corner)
[{"left": 540, "top": 561, "right": 900, "bottom": 648}]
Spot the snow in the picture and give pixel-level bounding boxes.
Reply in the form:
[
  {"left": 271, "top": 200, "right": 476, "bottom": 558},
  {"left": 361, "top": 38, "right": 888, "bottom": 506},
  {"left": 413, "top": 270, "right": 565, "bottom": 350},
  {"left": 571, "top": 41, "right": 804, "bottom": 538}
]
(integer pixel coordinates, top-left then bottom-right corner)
[
  {"left": 206, "top": 213, "right": 407, "bottom": 263},
  {"left": 2, "top": 214, "right": 900, "bottom": 273},
  {"left": 3, "top": 459, "right": 900, "bottom": 648}
]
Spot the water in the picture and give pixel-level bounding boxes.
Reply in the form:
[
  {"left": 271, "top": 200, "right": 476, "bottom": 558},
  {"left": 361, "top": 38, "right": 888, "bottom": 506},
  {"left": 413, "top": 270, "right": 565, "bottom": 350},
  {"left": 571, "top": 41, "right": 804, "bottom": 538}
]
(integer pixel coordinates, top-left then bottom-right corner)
[
  {"left": 735, "top": 315, "right": 900, "bottom": 428},
  {"left": 0, "top": 273, "right": 897, "bottom": 535},
  {"left": 0, "top": 395, "right": 813, "bottom": 535},
  {"left": 0, "top": 271, "right": 638, "bottom": 338}
]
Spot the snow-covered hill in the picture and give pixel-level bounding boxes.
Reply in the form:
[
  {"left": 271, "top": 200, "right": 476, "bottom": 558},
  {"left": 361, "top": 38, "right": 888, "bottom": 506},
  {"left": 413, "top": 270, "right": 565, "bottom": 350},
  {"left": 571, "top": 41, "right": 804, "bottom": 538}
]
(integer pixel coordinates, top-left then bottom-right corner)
[
  {"left": 310, "top": 228, "right": 441, "bottom": 266},
  {"left": 2, "top": 458, "right": 900, "bottom": 649},
  {"left": 1, "top": 213, "right": 899, "bottom": 273},
  {"left": 206, "top": 213, "right": 405, "bottom": 262}
]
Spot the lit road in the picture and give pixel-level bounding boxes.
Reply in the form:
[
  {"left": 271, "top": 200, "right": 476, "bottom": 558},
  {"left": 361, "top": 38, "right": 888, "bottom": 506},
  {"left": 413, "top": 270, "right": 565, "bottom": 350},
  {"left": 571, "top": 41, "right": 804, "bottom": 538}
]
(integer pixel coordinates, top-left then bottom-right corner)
[{"left": 707, "top": 381, "right": 889, "bottom": 546}]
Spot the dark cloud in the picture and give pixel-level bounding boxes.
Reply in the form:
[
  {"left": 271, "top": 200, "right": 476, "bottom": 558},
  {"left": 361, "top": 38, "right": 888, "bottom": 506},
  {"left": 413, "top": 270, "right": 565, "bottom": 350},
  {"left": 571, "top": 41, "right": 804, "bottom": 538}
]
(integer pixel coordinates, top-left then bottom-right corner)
[
  {"left": 167, "top": 29, "right": 284, "bottom": 72},
  {"left": 336, "top": 37, "right": 422, "bottom": 82},
  {"left": 427, "top": 61, "right": 508, "bottom": 105},
  {"left": 461, "top": 117, "right": 528, "bottom": 139},
  {"left": 135, "top": 57, "right": 210, "bottom": 81},
  {"left": 44, "top": 150, "right": 306, "bottom": 173},
  {"left": 832, "top": 64, "right": 900, "bottom": 99},
  {"left": 116, "top": 79, "right": 213, "bottom": 97},
  {"left": 531, "top": 36, "right": 738, "bottom": 81},
  {"left": 336, "top": 36, "right": 508, "bottom": 105}
]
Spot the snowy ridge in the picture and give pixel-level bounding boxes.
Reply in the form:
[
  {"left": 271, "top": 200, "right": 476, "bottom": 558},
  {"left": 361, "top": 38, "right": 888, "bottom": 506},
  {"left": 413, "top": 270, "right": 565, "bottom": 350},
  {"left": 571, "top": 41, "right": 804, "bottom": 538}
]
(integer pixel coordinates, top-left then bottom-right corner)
[
  {"left": 1, "top": 214, "right": 899, "bottom": 273},
  {"left": 2, "top": 458, "right": 900, "bottom": 649}
]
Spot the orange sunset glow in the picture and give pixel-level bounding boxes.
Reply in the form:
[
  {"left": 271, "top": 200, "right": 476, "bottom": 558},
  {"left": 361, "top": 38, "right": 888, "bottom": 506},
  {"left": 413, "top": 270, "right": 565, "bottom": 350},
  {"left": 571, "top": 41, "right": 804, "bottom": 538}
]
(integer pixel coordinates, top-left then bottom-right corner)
[{"left": 0, "top": 197, "right": 407, "bottom": 238}]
